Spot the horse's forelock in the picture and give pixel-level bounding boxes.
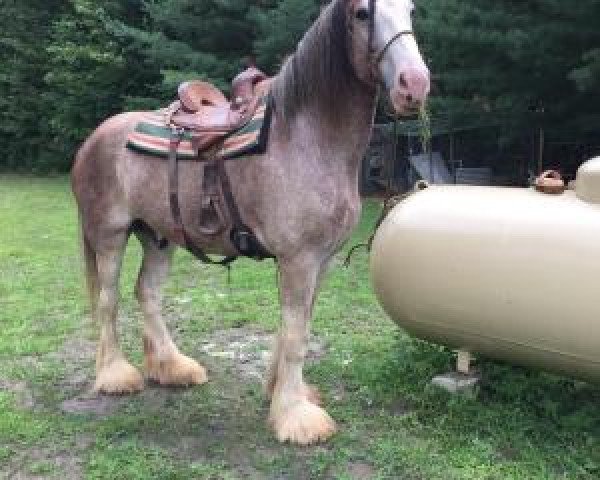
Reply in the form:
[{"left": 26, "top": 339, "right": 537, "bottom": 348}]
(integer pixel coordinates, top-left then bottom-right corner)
[{"left": 271, "top": 0, "right": 356, "bottom": 122}]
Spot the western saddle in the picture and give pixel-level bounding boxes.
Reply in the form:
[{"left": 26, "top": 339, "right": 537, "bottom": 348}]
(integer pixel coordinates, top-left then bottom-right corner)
[
  {"left": 163, "top": 66, "right": 273, "bottom": 266},
  {"left": 165, "top": 66, "right": 270, "bottom": 152}
]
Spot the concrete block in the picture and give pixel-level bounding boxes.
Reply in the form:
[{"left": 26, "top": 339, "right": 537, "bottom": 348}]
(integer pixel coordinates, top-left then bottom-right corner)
[{"left": 431, "top": 371, "right": 480, "bottom": 394}]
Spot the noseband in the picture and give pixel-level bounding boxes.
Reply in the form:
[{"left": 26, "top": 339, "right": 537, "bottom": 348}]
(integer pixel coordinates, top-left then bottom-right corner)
[{"left": 366, "top": 0, "right": 414, "bottom": 84}]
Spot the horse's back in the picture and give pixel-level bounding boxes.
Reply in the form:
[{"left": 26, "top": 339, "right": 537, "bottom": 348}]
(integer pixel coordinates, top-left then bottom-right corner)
[
  {"left": 73, "top": 111, "right": 156, "bottom": 192},
  {"left": 73, "top": 111, "right": 147, "bottom": 174}
]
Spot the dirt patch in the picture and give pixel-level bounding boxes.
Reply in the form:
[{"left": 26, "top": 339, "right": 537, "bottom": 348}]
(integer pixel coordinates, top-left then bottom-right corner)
[
  {"left": 361, "top": 398, "right": 413, "bottom": 419},
  {"left": 386, "top": 398, "right": 412, "bottom": 417},
  {"left": 52, "top": 325, "right": 327, "bottom": 420},
  {"left": 45, "top": 337, "right": 96, "bottom": 394},
  {"left": 198, "top": 326, "right": 327, "bottom": 381},
  {"left": 0, "top": 379, "right": 35, "bottom": 409},
  {"left": 496, "top": 445, "right": 520, "bottom": 461},
  {"left": 2, "top": 441, "right": 89, "bottom": 480},
  {"left": 50, "top": 326, "right": 326, "bottom": 420},
  {"left": 49, "top": 337, "right": 96, "bottom": 365},
  {"left": 60, "top": 394, "right": 125, "bottom": 417},
  {"left": 5, "top": 325, "right": 329, "bottom": 420},
  {"left": 346, "top": 461, "right": 376, "bottom": 479}
]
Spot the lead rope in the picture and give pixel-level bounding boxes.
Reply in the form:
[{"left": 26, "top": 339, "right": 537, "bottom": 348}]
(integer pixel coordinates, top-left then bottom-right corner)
[
  {"left": 344, "top": 117, "right": 398, "bottom": 267},
  {"left": 343, "top": 182, "right": 428, "bottom": 268},
  {"left": 343, "top": 117, "right": 430, "bottom": 268}
]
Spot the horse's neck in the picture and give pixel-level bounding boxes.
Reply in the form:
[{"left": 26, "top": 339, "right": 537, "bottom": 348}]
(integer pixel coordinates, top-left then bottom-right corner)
[
  {"left": 270, "top": 0, "right": 377, "bottom": 168},
  {"left": 307, "top": 85, "right": 377, "bottom": 170}
]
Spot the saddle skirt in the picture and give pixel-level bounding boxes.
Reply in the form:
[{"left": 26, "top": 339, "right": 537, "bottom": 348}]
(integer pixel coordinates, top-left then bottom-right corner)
[{"left": 126, "top": 94, "right": 272, "bottom": 160}]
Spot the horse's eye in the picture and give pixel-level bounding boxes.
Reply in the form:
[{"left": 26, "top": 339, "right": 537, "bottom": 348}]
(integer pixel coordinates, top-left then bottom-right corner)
[{"left": 355, "top": 8, "right": 369, "bottom": 21}]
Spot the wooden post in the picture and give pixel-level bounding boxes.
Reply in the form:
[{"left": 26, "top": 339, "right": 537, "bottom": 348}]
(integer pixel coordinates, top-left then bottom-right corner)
[
  {"left": 538, "top": 126, "right": 545, "bottom": 173},
  {"left": 450, "top": 132, "right": 455, "bottom": 183},
  {"left": 456, "top": 350, "right": 474, "bottom": 375},
  {"left": 537, "top": 104, "right": 545, "bottom": 173}
]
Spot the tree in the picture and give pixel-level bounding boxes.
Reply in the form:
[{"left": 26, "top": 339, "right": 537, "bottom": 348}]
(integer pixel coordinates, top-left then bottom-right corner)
[
  {"left": 43, "top": 0, "right": 161, "bottom": 169},
  {"left": 122, "top": 0, "right": 259, "bottom": 96},
  {"left": 122, "top": 0, "right": 321, "bottom": 95},
  {"left": 251, "top": 0, "right": 320, "bottom": 71},
  {"left": 3, "top": 0, "right": 598, "bottom": 172},
  {"left": 0, "top": 0, "right": 66, "bottom": 170},
  {"left": 416, "top": 0, "right": 600, "bottom": 141}
]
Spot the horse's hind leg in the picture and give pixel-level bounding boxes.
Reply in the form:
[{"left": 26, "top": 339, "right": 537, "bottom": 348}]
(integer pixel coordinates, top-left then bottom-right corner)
[
  {"left": 135, "top": 233, "right": 207, "bottom": 386},
  {"left": 268, "top": 254, "right": 336, "bottom": 445},
  {"left": 94, "top": 233, "right": 145, "bottom": 394}
]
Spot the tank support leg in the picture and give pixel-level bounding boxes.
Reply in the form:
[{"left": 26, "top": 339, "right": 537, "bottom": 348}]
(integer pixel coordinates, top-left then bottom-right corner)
[
  {"left": 431, "top": 349, "right": 480, "bottom": 394},
  {"left": 456, "top": 350, "right": 474, "bottom": 375}
]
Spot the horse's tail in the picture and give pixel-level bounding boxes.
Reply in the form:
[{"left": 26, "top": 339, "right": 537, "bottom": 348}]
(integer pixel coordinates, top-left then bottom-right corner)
[{"left": 80, "top": 222, "right": 99, "bottom": 318}]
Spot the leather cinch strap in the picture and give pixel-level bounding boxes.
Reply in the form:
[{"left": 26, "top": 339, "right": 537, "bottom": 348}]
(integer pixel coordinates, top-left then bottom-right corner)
[
  {"left": 168, "top": 130, "right": 185, "bottom": 243},
  {"left": 366, "top": 0, "right": 414, "bottom": 85},
  {"left": 168, "top": 129, "right": 237, "bottom": 266},
  {"left": 167, "top": 128, "right": 272, "bottom": 266},
  {"left": 216, "top": 160, "right": 272, "bottom": 260}
]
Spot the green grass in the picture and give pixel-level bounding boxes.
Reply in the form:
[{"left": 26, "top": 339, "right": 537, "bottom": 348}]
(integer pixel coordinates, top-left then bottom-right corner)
[{"left": 0, "top": 175, "right": 599, "bottom": 479}]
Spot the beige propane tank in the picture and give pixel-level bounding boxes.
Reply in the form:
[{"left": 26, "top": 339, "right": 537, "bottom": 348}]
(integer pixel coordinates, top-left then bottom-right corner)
[{"left": 370, "top": 157, "right": 600, "bottom": 383}]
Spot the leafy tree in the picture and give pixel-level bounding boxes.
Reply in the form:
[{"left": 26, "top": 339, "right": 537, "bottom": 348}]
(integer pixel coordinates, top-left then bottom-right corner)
[
  {"left": 43, "top": 0, "right": 160, "bottom": 168},
  {"left": 2, "top": 0, "right": 598, "bottom": 172},
  {"left": 0, "top": 0, "right": 66, "bottom": 170},
  {"left": 122, "top": 0, "right": 259, "bottom": 95},
  {"left": 417, "top": 0, "right": 600, "bottom": 141},
  {"left": 251, "top": 0, "right": 320, "bottom": 71},
  {"left": 122, "top": 0, "right": 321, "bottom": 95}
]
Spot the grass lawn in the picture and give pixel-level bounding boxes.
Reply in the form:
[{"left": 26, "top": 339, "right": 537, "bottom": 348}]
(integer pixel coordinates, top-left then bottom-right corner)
[{"left": 0, "top": 175, "right": 599, "bottom": 479}]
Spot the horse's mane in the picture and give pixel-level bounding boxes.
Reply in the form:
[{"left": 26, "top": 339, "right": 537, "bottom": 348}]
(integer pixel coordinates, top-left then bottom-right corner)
[{"left": 270, "top": 0, "right": 356, "bottom": 122}]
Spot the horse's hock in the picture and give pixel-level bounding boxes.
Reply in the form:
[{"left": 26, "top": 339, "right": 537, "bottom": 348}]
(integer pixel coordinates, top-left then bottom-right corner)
[{"left": 370, "top": 156, "right": 600, "bottom": 385}]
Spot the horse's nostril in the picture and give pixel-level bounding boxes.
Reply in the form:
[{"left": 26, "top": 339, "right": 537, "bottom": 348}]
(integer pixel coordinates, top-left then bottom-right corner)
[
  {"left": 399, "top": 73, "right": 408, "bottom": 89},
  {"left": 397, "top": 68, "right": 430, "bottom": 104}
]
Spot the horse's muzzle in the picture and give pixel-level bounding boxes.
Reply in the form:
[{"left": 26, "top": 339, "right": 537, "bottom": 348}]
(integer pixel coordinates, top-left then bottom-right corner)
[{"left": 389, "top": 67, "right": 430, "bottom": 115}]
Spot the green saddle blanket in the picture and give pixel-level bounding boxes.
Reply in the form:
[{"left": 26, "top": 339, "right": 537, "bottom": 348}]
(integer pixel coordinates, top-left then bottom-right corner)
[{"left": 126, "top": 96, "right": 271, "bottom": 160}]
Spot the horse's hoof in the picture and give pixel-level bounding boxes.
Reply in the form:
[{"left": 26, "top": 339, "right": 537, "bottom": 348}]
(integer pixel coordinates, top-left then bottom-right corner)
[
  {"left": 145, "top": 351, "right": 207, "bottom": 386},
  {"left": 94, "top": 358, "right": 144, "bottom": 395},
  {"left": 270, "top": 400, "right": 337, "bottom": 445}
]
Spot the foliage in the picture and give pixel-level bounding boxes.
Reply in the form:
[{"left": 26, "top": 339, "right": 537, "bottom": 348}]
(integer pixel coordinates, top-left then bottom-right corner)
[
  {"left": 250, "top": 0, "right": 320, "bottom": 70},
  {"left": 0, "top": 0, "right": 599, "bottom": 171},
  {"left": 416, "top": 0, "right": 600, "bottom": 141},
  {"left": 121, "top": 0, "right": 319, "bottom": 95},
  {"left": 43, "top": 0, "right": 161, "bottom": 170},
  {"left": 0, "top": 0, "right": 65, "bottom": 171},
  {"left": 122, "top": 0, "right": 255, "bottom": 94}
]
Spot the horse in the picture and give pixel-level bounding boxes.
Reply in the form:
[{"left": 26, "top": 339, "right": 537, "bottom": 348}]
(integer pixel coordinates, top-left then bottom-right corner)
[{"left": 72, "top": 0, "right": 429, "bottom": 445}]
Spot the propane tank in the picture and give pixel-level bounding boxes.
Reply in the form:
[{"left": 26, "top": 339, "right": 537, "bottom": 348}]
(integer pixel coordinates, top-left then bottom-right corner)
[{"left": 370, "top": 157, "right": 600, "bottom": 383}]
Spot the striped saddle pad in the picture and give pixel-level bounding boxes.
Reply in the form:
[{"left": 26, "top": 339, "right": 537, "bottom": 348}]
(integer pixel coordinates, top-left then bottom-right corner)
[{"left": 126, "top": 96, "right": 271, "bottom": 160}]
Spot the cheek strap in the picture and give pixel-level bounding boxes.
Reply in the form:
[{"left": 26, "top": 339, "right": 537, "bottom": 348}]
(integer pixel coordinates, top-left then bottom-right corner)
[
  {"left": 366, "top": 0, "right": 414, "bottom": 83},
  {"left": 375, "top": 30, "right": 415, "bottom": 67},
  {"left": 367, "top": 0, "right": 377, "bottom": 56}
]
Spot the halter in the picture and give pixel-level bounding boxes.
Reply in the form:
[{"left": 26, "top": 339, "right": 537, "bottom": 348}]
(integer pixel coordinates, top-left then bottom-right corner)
[{"left": 366, "top": 0, "right": 414, "bottom": 84}]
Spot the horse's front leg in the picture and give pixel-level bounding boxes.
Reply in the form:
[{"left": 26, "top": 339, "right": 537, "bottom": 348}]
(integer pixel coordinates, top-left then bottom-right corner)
[{"left": 268, "top": 254, "right": 336, "bottom": 445}]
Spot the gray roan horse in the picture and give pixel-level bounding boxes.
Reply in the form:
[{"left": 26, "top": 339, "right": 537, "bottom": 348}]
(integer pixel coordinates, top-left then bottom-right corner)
[{"left": 72, "top": 0, "right": 429, "bottom": 445}]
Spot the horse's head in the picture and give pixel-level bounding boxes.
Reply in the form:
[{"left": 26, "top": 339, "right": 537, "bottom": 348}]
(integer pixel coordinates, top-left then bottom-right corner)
[{"left": 347, "top": 0, "right": 430, "bottom": 115}]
